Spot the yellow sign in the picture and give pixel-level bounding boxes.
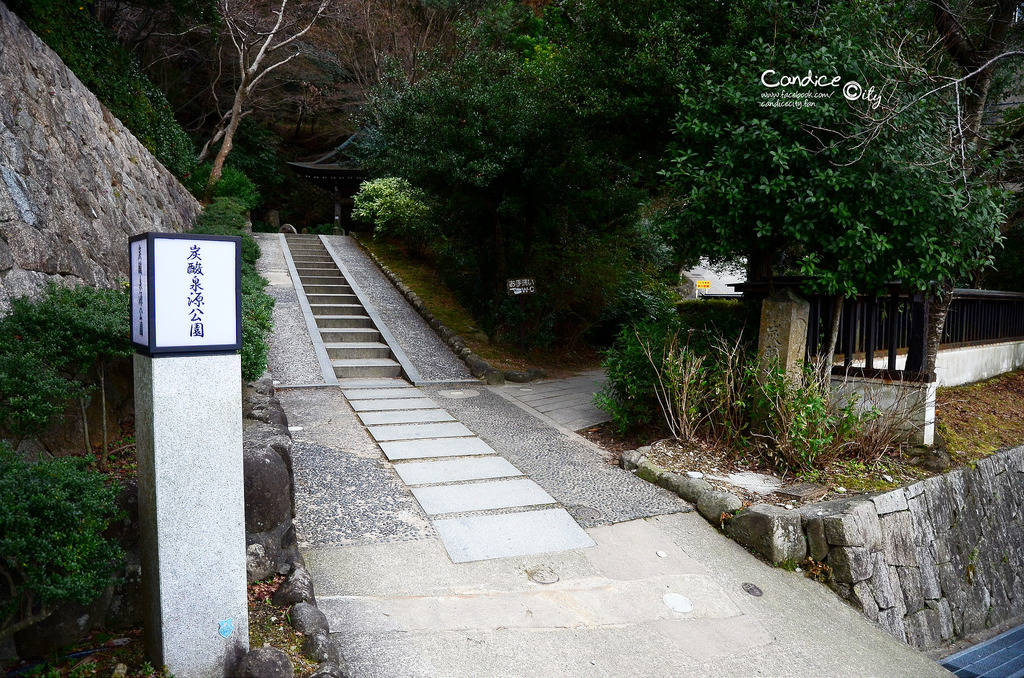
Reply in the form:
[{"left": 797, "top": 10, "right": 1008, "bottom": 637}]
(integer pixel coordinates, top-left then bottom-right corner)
[{"left": 695, "top": 280, "right": 711, "bottom": 290}]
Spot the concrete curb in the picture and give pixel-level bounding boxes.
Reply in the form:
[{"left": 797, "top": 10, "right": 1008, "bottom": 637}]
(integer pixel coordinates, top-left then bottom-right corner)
[
  {"left": 624, "top": 450, "right": 807, "bottom": 567},
  {"left": 352, "top": 237, "right": 546, "bottom": 386}
]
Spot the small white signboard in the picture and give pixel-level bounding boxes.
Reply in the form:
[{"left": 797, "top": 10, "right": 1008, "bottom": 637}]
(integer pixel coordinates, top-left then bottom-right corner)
[
  {"left": 130, "top": 233, "right": 242, "bottom": 355},
  {"left": 507, "top": 277, "right": 536, "bottom": 295}
]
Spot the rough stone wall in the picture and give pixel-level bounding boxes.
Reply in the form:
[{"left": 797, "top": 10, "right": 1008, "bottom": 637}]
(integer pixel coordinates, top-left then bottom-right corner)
[
  {"left": 800, "top": 446, "right": 1024, "bottom": 649},
  {"left": 0, "top": 1, "right": 200, "bottom": 313}
]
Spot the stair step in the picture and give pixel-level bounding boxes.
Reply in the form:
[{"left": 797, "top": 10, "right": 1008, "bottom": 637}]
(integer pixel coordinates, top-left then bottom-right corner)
[
  {"left": 319, "top": 328, "right": 381, "bottom": 343},
  {"left": 301, "top": 276, "right": 350, "bottom": 286},
  {"left": 315, "top": 315, "right": 374, "bottom": 329},
  {"left": 306, "top": 294, "right": 358, "bottom": 305},
  {"left": 332, "top": 359, "right": 403, "bottom": 379},
  {"left": 294, "top": 266, "right": 339, "bottom": 273},
  {"left": 309, "top": 304, "right": 365, "bottom": 315},
  {"left": 325, "top": 342, "right": 392, "bottom": 359},
  {"left": 302, "top": 284, "right": 353, "bottom": 295}
]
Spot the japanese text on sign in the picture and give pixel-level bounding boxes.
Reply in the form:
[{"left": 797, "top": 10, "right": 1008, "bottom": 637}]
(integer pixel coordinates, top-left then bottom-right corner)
[
  {"left": 695, "top": 280, "right": 711, "bottom": 290},
  {"left": 507, "top": 278, "right": 536, "bottom": 295},
  {"left": 187, "top": 245, "right": 205, "bottom": 338}
]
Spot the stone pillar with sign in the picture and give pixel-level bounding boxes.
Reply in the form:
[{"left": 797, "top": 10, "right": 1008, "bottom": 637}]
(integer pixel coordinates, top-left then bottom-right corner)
[
  {"left": 129, "top": 233, "right": 249, "bottom": 677},
  {"left": 757, "top": 288, "right": 810, "bottom": 381}
]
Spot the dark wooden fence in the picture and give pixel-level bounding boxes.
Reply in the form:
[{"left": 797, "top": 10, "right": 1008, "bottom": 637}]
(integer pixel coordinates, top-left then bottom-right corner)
[
  {"left": 810, "top": 288, "right": 1024, "bottom": 382},
  {"left": 736, "top": 281, "right": 1024, "bottom": 382}
]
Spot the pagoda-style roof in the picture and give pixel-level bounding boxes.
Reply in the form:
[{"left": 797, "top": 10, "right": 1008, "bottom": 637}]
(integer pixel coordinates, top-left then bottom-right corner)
[
  {"left": 286, "top": 135, "right": 366, "bottom": 192},
  {"left": 286, "top": 161, "right": 365, "bottom": 192}
]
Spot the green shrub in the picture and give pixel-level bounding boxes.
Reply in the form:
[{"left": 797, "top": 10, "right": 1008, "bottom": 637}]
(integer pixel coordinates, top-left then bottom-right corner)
[
  {"left": 352, "top": 178, "right": 432, "bottom": 253},
  {"left": 193, "top": 198, "right": 261, "bottom": 266},
  {"left": 746, "top": 363, "right": 862, "bottom": 474},
  {"left": 597, "top": 300, "right": 757, "bottom": 433},
  {"left": 0, "top": 285, "right": 130, "bottom": 438},
  {"left": 188, "top": 165, "right": 262, "bottom": 211},
  {"left": 0, "top": 442, "right": 123, "bottom": 640},
  {"left": 596, "top": 319, "right": 681, "bottom": 433},
  {"left": 0, "top": 353, "right": 84, "bottom": 438}
]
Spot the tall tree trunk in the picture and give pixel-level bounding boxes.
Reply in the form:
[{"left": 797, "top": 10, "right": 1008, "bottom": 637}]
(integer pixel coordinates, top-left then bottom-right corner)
[
  {"left": 99, "top": 362, "right": 108, "bottom": 472},
  {"left": 206, "top": 89, "right": 246, "bottom": 196},
  {"left": 925, "top": 287, "right": 954, "bottom": 377},
  {"left": 819, "top": 294, "right": 844, "bottom": 383},
  {"left": 79, "top": 398, "right": 91, "bottom": 457}
]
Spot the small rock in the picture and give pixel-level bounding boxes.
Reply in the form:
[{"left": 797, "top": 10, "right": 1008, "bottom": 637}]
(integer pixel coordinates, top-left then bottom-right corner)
[
  {"left": 621, "top": 449, "right": 646, "bottom": 471},
  {"left": 662, "top": 473, "right": 713, "bottom": 504},
  {"left": 303, "top": 631, "right": 342, "bottom": 665},
  {"left": 247, "top": 543, "right": 275, "bottom": 582},
  {"left": 113, "top": 664, "right": 128, "bottom": 678},
  {"left": 656, "top": 551, "right": 667, "bottom": 558},
  {"left": 836, "top": 487, "right": 846, "bottom": 493},
  {"left": 273, "top": 563, "right": 316, "bottom": 607},
  {"left": 686, "top": 471, "right": 704, "bottom": 479},
  {"left": 310, "top": 663, "right": 347, "bottom": 678},
  {"left": 237, "top": 646, "right": 293, "bottom": 678},
  {"left": 482, "top": 367, "right": 505, "bottom": 385},
  {"left": 697, "top": 491, "right": 743, "bottom": 523},
  {"left": 727, "top": 504, "right": 807, "bottom": 564},
  {"left": 290, "top": 602, "right": 329, "bottom": 636}
]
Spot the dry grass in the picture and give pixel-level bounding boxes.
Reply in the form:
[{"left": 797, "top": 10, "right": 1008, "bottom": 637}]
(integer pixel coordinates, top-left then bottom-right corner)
[
  {"left": 587, "top": 368, "right": 1024, "bottom": 501},
  {"left": 936, "top": 368, "right": 1024, "bottom": 464}
]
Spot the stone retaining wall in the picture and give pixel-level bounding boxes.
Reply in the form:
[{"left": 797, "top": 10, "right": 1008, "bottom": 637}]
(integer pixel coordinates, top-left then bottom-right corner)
[
  {"left": 801, "top": 446, "right": 1024, "bottom": 649},
  {"left": 0, "top": 2, "right": 199, "bottom": 313},
  {"left": 624, "top": 445, "right": 1024, "bottom": 651}
]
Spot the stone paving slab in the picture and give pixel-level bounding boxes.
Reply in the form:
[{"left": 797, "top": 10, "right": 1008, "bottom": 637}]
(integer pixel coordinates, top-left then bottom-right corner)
[
  {"left": 349, "top": 397, "right": 438, "bottom": 412},
  {"left": 368, "top": 422, "right": 474, "bottom": 442},
  {"left": 410, "top": 478, "right": 556, "bottom": 515},
  {"left": 393, "top": 457, "right": 522, "bottom": 486},
  {"left": 501, "top": 369, "right": 609, "bottom": 431},
  {"left": 338, "top": 378, "right": 410, "bottom": 389},
  {"left": 378, "top": 437, "right": 498, "bottom": 461},
  {"left": 432, "top": 508, "right": 596, "bottom": 563},
  {"left": 358, "top": 409, "right": 455, "bottom": 426},
  {"left": 431, "top": 386, "right": 685, "bottom": 528},
  {"left": 344, "top": 387, "right": 424, "bottom": 400}
]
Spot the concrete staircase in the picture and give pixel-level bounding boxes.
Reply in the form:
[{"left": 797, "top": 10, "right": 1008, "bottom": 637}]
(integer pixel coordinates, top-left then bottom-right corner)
[{"left": 285, "top": 235, "right": 403, "bottom": 379}]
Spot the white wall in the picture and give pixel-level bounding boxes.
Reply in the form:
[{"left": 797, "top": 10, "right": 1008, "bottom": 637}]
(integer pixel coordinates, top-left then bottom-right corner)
[{"left": 934, "top": 340, "right": 1024, "bottom": 387}]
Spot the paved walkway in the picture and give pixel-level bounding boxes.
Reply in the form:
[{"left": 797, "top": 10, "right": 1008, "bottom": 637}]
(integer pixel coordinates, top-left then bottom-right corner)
[
  {"left": 256, "top": 235, "right": 951, "bottom": 678},
  {"left": 502, "top": 369, "right": 609, "bottom": 431}
]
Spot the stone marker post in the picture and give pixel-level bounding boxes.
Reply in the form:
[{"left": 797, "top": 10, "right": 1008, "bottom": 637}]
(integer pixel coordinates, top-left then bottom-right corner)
[
  {"left": 130, "top": 233, "right": 249, "bottom": 677},
  {"left": 757, "top": 288, "right": 810, "bottom": 381}
]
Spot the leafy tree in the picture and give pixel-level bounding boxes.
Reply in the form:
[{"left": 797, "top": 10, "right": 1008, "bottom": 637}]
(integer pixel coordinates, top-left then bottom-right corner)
[
  {"left": 358, "top": 0, "right": 706, "bottom": 342},
  {"left": 0, "top": 443, "right": 123, "bottom": 641},
  {"left": 660, "top": 1, "right": 1006, "bottom": 372},
  {"left": 353, "top": 177, "right": 432, "bottom": 254}
]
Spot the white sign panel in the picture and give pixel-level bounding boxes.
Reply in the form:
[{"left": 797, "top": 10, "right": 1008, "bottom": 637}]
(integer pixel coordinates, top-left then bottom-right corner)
[
  {"left": 131, "top": 238, "right": 149, "bottom": 347},
  {"left": 130, "top": 233, "right": 241, "bottom": 354}
]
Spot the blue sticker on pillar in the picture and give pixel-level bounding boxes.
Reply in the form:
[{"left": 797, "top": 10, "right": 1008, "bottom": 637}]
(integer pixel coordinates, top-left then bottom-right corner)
[{"left": 218, "top": 619, "right": 234, "bottom": 638}]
